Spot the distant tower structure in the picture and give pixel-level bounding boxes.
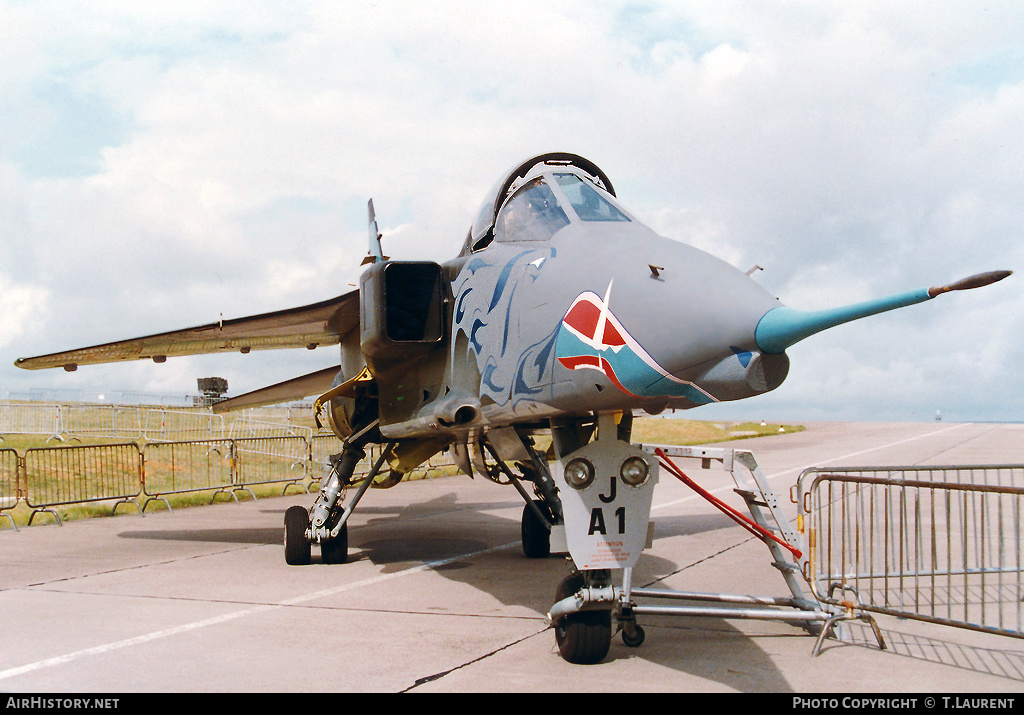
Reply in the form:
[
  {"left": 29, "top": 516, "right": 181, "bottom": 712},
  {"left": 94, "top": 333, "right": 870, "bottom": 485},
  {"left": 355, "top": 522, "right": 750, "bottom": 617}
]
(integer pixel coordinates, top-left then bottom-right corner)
[{"left": 197, "top": 377, "right": 229, "bottom": 407}]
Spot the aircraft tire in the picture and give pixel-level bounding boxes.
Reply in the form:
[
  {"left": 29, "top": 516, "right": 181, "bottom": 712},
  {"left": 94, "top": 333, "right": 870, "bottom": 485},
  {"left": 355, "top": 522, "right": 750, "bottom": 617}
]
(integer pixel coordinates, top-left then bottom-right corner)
[
  {"left": 521, "top": 500, "right": 552, "bottom": 559},
  {"left": 553, "top": 573, "right": 611, "bottom": 665},
  {"left": 321, "top": 523, "right": 349, "bottom": 564},
  {"left": 284, "top": 505, "right": 311, "bottom": 566}
]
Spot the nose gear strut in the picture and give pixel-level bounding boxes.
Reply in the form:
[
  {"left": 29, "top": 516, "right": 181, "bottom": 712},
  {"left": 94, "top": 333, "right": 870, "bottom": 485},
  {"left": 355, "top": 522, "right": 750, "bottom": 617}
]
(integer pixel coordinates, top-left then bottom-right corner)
[{"left": 284, "top": 419, "right": 390, "bottom": 566}]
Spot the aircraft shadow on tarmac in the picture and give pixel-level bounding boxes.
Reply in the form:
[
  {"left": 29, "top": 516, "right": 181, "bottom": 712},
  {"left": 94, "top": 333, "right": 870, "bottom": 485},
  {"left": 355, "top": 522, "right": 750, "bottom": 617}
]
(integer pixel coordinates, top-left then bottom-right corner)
[
  {"left": 117, "top": 491, "right": 1024, "bottom": 690},
  {"left": 118, "top": 526, "right": 282, "bottom": 545},
  {"left": 115, "top": 492, "right": 806, "bottom": 691}
]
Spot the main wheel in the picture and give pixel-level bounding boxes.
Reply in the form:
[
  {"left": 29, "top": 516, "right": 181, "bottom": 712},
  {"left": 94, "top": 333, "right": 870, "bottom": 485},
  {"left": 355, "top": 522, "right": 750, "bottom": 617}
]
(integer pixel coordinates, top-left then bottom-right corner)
[
  {"left": 552, "top": 573, "right": 611, "bottom": 664},
  {"left": 521, "top": 500, "right": 552, "bottom": 559},
  {"left": 284, "top": 505, "right": 311, "bottom": 565},
  {"left": 320, "top": 522, "right": 349, "bottom": 564}
]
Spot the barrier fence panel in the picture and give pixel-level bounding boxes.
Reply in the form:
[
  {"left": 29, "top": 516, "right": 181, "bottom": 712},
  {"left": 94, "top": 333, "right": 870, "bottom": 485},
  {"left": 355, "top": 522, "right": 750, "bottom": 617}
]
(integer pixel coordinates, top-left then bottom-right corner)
[
  {"left": 799, "top": 465, "right": 1024, "bottom": 640},
  {"left": 23, "top": 443, "right": 144, "bottom": 524},
  {"left": 1, "top": 448, "right": 19, "bottom": 505},
  {"left": 229, "top": 419, "right": 314, "bottom": 441},
  {"left": 143, "top": 409, "right": 226, "bottom": 441},
  {"left": 310, "top": 434, "right": 342, "bottom": 470},
  {"left": 1, "top": 448, "right": 20, "bottom": 529},
  {"left": 232, "top": 436, "right": 310, "bottom": 495},
  {"left": 0, "top": 403, "right": 62, "bottom": 438},
  {"left": 62, "top": 405, "right": 116, "bottom": 438},
  {"left": 141, "top": 439, "right": 236, "bottom": 510},
  {"left": 113, "top": 407, "right": 145, "bottom": 439},
  {"left": 2, "top": 431, "right": 456, "bottom": 528},
  {"left": 2, "top": 402, "right": 321, "bottom": 442},
  {"left": 308, "top": 436, "right": 382, "bottom": 484},
  {"left": 59, "top": 405, "right": 147, "bottom": 439},
  {"left": 422, "top": 448, "right": 457, "bottom": 477}
]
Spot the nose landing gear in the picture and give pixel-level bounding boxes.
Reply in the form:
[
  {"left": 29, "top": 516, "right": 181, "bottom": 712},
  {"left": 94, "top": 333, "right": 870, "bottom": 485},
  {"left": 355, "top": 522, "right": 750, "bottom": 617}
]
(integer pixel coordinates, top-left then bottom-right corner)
[{"left": 546, "top": 412, "right": 658, "bottom": 664}]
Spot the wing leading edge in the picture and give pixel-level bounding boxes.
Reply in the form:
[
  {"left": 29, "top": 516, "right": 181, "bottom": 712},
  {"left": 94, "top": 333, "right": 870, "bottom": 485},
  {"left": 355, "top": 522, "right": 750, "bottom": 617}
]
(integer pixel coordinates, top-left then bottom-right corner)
[
  {"left": 210, "top": 366, "right": 342, "bottom": 414},
  {"left": 14, "top": 289, "right": 360, "bottom": 371}
]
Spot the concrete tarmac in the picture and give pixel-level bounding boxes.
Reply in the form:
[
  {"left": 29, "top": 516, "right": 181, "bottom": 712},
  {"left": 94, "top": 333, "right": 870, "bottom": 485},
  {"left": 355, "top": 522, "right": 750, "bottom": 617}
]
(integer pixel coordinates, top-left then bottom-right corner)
[{"left": 1, "top": 421, "right": 1022, "bottom": 693}]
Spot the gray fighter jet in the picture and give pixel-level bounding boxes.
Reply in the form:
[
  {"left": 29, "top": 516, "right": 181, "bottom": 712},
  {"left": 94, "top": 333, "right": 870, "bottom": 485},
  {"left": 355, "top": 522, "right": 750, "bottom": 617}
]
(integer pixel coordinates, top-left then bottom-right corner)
[{"left": 16, "top": 152, "right": 1011, "bottom": 663}]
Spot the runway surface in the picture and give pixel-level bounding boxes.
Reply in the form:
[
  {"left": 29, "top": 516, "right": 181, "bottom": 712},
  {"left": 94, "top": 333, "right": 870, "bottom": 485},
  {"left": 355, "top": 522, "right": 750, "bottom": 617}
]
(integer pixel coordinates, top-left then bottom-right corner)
[{"left": 1, "top": 421, "right": 1022, "bottom": 693}]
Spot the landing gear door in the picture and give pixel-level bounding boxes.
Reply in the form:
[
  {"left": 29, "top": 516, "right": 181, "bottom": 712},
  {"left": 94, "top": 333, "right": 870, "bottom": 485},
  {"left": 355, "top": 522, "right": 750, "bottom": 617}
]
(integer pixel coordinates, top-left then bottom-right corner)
[{"left": 553, "top": 439, "right": 658, "bottom": 570}]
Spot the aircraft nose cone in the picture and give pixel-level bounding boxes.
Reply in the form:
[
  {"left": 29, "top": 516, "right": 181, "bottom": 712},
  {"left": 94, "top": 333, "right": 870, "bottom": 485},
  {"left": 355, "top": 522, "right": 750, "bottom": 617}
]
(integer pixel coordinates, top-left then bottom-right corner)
[{"left": 551, "top": 227, "right": 780, "bottom": 404}]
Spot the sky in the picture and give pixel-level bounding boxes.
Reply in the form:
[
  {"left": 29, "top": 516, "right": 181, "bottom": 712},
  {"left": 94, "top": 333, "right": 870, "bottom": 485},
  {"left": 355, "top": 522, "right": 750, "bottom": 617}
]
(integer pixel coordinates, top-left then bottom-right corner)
[{"left": 1, "top": 0, "right": 1021, "bottom": 423}]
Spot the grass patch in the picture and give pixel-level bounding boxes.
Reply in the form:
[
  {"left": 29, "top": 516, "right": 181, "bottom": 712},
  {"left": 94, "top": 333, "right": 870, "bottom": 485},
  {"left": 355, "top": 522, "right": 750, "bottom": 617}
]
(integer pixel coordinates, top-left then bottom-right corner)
[{"left": 631, "top": 417, "right": 803, "bottom": 446}]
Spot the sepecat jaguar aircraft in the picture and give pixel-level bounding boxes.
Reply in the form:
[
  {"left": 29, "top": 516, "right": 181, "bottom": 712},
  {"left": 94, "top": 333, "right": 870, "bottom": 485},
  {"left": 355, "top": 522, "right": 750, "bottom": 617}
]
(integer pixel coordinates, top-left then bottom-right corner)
[{"left": 15, "top": 152, "right": 1011, "bottom": 663}]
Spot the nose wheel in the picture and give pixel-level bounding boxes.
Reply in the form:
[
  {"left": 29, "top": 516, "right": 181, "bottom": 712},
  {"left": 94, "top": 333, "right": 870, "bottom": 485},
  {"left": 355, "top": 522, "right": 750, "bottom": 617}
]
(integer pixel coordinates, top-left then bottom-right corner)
[{"left": 551, "top": 572, "right": 612, "bottom": 665}]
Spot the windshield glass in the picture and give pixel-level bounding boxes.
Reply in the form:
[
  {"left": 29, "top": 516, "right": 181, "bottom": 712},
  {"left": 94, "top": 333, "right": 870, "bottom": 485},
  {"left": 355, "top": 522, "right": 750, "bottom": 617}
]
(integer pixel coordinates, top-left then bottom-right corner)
[
  {"left": 554, "top": 173, "right": 630, "bottom": 222},
  {"left": 495, "top": 178, "right": 570, "bottom": 243}
]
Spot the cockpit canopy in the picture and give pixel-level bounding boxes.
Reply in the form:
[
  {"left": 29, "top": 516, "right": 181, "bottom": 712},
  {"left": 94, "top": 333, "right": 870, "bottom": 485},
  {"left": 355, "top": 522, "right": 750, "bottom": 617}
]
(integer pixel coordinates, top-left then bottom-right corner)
[
  {"left": 495, "top": 178, "right": 570, "bottom": 243},
  {"left": 465, "top": 152, "right": 627, "bottom": 253}
]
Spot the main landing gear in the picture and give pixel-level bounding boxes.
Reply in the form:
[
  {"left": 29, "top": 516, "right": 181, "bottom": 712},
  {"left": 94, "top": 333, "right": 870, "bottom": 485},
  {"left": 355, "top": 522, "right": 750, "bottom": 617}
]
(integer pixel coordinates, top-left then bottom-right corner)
[
  {"left": 283, "top": 420, "right": 389, "bottom": 566},
  {"left": 472, "top": 430, "right": 565, "bottom": 561}
]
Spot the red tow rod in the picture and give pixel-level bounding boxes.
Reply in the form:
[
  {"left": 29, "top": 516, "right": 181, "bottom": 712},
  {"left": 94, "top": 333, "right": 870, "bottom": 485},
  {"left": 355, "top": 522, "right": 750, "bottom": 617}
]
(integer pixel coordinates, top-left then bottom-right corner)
[{"left": 653, "top": 448, "right": 803, "bottom": 560}]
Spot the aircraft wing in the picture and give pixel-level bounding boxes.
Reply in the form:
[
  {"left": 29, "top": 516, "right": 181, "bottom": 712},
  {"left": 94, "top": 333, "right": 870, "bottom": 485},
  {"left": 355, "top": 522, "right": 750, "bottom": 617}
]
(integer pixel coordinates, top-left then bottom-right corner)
[
  {"left": 15, "top": 289, "right": 360, "bottom": 371},
  {"left": 210, "top": 366, "right": 341, "bottom": 413}
]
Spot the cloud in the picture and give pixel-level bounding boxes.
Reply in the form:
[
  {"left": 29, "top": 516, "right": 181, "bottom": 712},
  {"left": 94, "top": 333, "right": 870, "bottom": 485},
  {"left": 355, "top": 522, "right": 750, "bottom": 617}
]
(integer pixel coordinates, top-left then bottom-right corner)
[
  {"left": 1, "top": 1, "right": 1021, "bottom": 419},
  {"left": 0, "top": 274, "right": 50, "bottom": 351}
]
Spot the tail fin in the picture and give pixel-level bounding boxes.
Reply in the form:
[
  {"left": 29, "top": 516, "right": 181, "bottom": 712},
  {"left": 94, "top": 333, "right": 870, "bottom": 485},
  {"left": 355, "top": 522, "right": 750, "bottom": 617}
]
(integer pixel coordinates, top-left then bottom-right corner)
[
  {"left": 361, "top": 199, "right": 389, "bottom": 265},
  {"left": 755, "top": 270, "right": 1011, "bottom": 354}
]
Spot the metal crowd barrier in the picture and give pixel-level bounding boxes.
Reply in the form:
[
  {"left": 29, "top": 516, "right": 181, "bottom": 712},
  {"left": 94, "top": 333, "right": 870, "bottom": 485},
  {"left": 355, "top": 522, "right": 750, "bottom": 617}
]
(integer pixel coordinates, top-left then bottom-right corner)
[
  {"left": 23, "top": 443, "right": 144, "bottom": 525},
  {"left": 1, "top": 402, "right": 321, "bottom": 443},
  {"left": 60, "top": 405, "right": 144, "bottom": 439},
  {"left": 0, "top": 403, "right": 62, "bottom": 440},
  {"left": 798, "top": 464, "right": 1024, "bottom": 641},
  {"left": 229, "top": 419, "right": 313, "bottom": 441},
  {"left": 1, "top": 403, "right": 227, "bottom": 441},
  {"left": 231, "top": 436, "right": 310, "bottom": 497},
  {"left": 1, "top": 448, "right": 20, "bottom": 530},
  {"left": 1, "top": 433, "right": 459, "bottom": 528},
  {"left": 141, "top": 439, "right": 237, "bottom": 511},
  {"left": 310, "top": 434, "right": 342, "bottom": 473},
  {"left": 143, "top": 409, "right": 226, "bottom": 441}
]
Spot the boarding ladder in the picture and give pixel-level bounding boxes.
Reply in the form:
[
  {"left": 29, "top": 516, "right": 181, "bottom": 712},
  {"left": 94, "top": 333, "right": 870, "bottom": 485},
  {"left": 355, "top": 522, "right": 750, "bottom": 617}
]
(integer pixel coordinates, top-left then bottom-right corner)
[{"left": 624, "top": 445, "right": 883, "bottom": 654}]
